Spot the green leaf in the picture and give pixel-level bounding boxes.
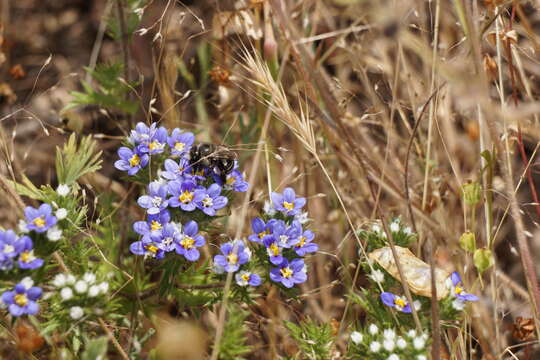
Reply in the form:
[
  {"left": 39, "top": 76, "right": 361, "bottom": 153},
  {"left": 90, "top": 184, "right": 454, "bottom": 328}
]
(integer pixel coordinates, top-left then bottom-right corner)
[
  {"left": 56, "top": 133, "right": 102, "bottom": 184},
  {"left": 81, "top": 336, "right": 109, "bottom": 360}
]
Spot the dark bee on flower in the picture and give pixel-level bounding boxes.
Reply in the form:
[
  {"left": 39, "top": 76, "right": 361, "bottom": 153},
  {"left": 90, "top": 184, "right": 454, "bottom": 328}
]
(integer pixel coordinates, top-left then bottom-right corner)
[{"left": 189, "top": 143, "right": 237, "bottom": 183}]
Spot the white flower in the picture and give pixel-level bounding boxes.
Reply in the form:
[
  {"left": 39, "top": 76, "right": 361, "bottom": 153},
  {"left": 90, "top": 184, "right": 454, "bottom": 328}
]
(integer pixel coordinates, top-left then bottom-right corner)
[
  {"left": 52, "top": 274, "right": 66, "bottom": 287},
  {"left": 404, "top": 227, "right": 412, "bottom": 235},
  {"left": 387, "top": 354, "right": 399, "bottom": 360},
  {"left": 263, "top": 200, "right": 276, "bottom": 216},
  {"left": 60, "top": 287, "right": 73, "bottom": 300},
  {"left": 0, "top": 298, "right": 6, "bottom": 309},
  {"left": 407, "top": 329, "right": 417, "bottom": 338},
  {"left": 74, "top": 280, "right": 88, "bottom": 293},
  {"left": 383, "top": 329, "right": 396, "bottom": 340},
  {"left": 66, "top": 274, "right": 76, "bottom": 285},
  {"left": 88, "top": 285, "right": 100, "bottom": 297},
  {"left": 369, "top": 269, "right": 385, "bottom": 283},
  {"left": 452, "top": 299, "right": 465, "bottom": 310},
  {"left": 56, "top": 184, "right": 70, "bottom": 197},
  {"left": 368, "top": 324, "right": 378, "bottom": 335},
  {"left": 390, "top": 222, "right": 400, "bottom": 232},
  {"left": 371, "top": 224, "right": 381, "bottom": 233},
  {"left": 350, "top": 331, "right": 363, "bottom": 344},
  {"left": 383, "top": 339, "right": 395, "bottom": 351},
  {"left": 413, "top": 300, "right": 422, "bottom": 311},
  {"left": 99, "top": 282, "right": 109, "bottom": 294},
  {"left": 396, "top": 337, "right": 407, "bottom": 349},
  {"left": 20, "top": 277, "right": 34, "bottom": 289},
  {"left": 55, "top": 208, "right": 68, "bottom": 220},
  {"left": 417, "top": 355, "right": 427, "bottom": 360},
  {"left": 18, "top": 219, "right": 29, "bottom": 233},
  {"left": 70, "top": 306, "right": 84, "bottom": 320},
  {"left": 83, "top": 273, "right": 96, "bottom": 284},
  {"left": 369, "top": 341, "right": 381, "bottom": 353},
  {"left": 46, "top": 226, "right": 63, "bottom": 241},
  {"left": 413, "top": 337, "right": 426, "bottom": 350},
  {"left": 294, "top": 211, "right": 310, "bottom": 224}
]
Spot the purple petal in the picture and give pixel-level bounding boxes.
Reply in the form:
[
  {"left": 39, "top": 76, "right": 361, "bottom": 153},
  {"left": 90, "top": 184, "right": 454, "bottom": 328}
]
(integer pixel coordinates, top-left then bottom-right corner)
[{"left": 380, "top": 292, "right": 396, "bottom": 307}]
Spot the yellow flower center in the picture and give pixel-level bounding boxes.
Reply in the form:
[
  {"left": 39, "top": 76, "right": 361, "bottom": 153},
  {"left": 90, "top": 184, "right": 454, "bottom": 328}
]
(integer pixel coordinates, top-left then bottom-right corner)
[
  {"left": 227, "top": 253, "right": 238, "bottom": 265},
  {"left": 14, "top": 294, "right": 28, "bottom": 307},
  {"left": 174, "top": 142, "right": 185, "bottom": 152},
  {"left": 195, "top": 169, "right": 205, "bottom": 176},
  {"left": 296, "top": 236, "right": 306, "bottom": 248},
  {"left": 394, "top": 298, "right": 407, "bottom": 308},
  {"left": 202, "top": 197, "right": 213, "bottom": 207},
  {"left": 241, "top": 273, "right": 251, "bottom": 282},
  {"left": 283, "top": 201, "right": 294, "bottom": 211},
  {"left": 129, "top": 154, "right": 140, "bottom": 167},
  {"left": 269, "top": 243, "right": 280, "bottom": 256},
  {"left": 455, "top": 285, "right": 464, "bottom": 295},
  {"left": 258, "top": 230, "right": 269, "bottom": 239},
  {"left": 280, "top": 267, "right": 293, "bottom": 278},
  {"left": 150, "top": 220, "right": 162, "bottom": 231},
  {"left": 148, "top": 141, "right": 161, "bottom": 151},
  {"left": 179, "top": 190, "right": 194, "bottom": 204},
  {"left": 33, "top": 216, "right": 46, "bottom": 228},
  {"left": 226, "top": 177, "right": 236, "bottom": 185},
  {"left": 181, "top": 236, "right": 195, "bottom": 249},
  {"left": 20, "top": 251, "right": 35, "bottom": 263},
  {"left": 146, "top": 244, "right": 159, "bottom": 254}
]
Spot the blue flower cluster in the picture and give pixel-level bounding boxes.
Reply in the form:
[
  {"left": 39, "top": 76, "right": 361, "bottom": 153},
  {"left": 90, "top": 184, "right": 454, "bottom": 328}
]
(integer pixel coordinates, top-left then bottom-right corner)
[
  {"left": 119, "top": 122, "right": 249, "bottom": 261},
  {"left": 0, "top": 201, "right": 66, "bottom": 317},
  {"left": 249, "top": 187, "right": 318, "bottom": 288}
]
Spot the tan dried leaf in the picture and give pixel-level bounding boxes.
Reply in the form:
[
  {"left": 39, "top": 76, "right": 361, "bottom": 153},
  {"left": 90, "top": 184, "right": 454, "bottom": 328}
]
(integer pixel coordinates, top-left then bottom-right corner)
[{"left": 368, "top": 246, "right": 451, "bottom": 300}]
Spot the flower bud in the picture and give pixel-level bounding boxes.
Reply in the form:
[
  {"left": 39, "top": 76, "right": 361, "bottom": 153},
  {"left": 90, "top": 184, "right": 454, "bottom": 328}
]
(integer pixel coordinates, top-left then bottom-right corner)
[
  {"left": 474, "top": 248, "right": 494, "bottom": 273},
  {"left": 462, "top": 181, "right": 482, "bottom": 206},
  {"left": 459, "top": 231, "right": 476, "bottom": 252}
]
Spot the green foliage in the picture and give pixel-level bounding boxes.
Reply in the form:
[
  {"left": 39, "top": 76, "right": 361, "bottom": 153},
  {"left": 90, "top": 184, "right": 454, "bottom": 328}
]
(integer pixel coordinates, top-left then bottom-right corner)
[
  {"left": 65, "top": 63, "right": 138, "bottom": 114},
  {"left": 107, "top": 0, "right": 146, "bottom": 41},
  {"left": 285, "top": 318, "right": 335, "bottom": 360},
  {"left": 217, "top": 305, "right": 253, "bottom": 360},
  {"left": 56, "top": 133, "right": 102, "bottom": 185},
  {"left": 81, "top": 336, "right": 109, "bottom": 360}
]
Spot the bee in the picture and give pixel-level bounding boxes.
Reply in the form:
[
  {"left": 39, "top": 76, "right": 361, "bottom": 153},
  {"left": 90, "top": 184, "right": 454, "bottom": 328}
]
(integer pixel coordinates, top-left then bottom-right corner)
[{"left": 189, "top": 143, "right": 237, "bottom": 183}]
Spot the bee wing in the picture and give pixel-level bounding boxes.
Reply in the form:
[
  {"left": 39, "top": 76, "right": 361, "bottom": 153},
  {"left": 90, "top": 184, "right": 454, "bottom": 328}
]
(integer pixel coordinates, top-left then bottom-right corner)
[{"left": 368, "top": 246, "right": 450, "bottom": 300}]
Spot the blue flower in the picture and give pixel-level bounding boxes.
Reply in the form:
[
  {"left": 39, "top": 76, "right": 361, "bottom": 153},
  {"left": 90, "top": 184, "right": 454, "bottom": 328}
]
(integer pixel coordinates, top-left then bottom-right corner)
[
  {"left": 263, "top": 236, "right": 284, "bottom": 265},
  {"left": 271, "top": 220, "right": 301, "bottom": 248},
  {"left": 195, "top": 184, "right": 228, "bottom": 216},
  {"left": 213, "top": 240, "right": 250, "bottom": 273},
  {"left": 175, "top": 221, "right": 205, "bottom": 261},
  {"left": 114, "top": 146, "right": 149, "bottom": 175},
  {"left": 129, "top": 122, "right": 157, "bottom": 146},
  {"left": 450, "top": 272, "right": 479, "bottom": 302},
  {"left": 248, "top": 218, "right": 276, "bottom": 244},
  {"left": 129, "top": 234, "right": 165, "bottom": 259},
  {"left": 0, "top": 230, "right": 23, "bottom": 262},
  {"left": 269, "top": 258, "right": 307, "bottom": 288},
  {"left": 2, "top": 279, "right": 42, "bottom": 316},
  {"left": 294, "top": 229, "right": 318, "bottom": 256},
  {"left": 214, "top": 168, "right": 249, "bottom": 192},
  {"left": 235, "top": 271, "right": 262, "bottom": 287},
  {"left": 167, "top": 128, "right": 194, "bottom": 157},
  {"left": 17, "top": 236, "right": 44, "bottom": 270},
  {"left": 161, "top": 158, "right": 192, "bottom": 181},
  {"left": 142, "top": 126, "right": 168, "bottom": 155},
  {"left": 137, "top": 181, "right": 169, "bottom": 215},
  {"left": 24, "top": 203, "right": 57, "bottom": 233},
  {"left": 271, "top": 187, "right": 306, "bottom": 216},
  {"left": 380, "top": 292, "right": 412, "bottom": 313},
  {"left": 155, "top": 223, "right": 181, "bottom": 253},
  {"left": 168, "top": 180, "right": 204, "bottom": 212}
]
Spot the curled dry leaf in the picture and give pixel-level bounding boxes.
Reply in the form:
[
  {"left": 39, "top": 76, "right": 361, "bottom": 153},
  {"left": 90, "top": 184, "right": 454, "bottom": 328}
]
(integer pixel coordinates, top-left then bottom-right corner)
[{"left": 368, "top": 246, "right": 451, "bottom": 300}]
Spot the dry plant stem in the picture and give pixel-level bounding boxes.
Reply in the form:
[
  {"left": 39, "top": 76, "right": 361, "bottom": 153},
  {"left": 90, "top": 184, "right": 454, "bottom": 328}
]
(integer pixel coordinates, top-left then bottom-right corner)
[
  {"left": 209, "top": 49, "right": 289, "bottom": 360},
  {"left": 87, "top": 0, "right": 113, "bottom": 84},
  {"left": 429, "top": 241, "right": 440, "bottom": 360},
  {"left": 116, "top": 0, "right": 132, "bottom": 127},
  {"left": 269, "top": 0, "right": 423, "bottom": 332}
]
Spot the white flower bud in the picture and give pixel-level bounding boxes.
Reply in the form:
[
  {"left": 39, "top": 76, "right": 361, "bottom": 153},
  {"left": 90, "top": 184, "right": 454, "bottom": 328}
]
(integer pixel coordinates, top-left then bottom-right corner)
[
  {"left": 83, "top": 273, "right": 96, "bottom": 284},
  {"left": 18, "top": 220, "right": 29, "bottom": 233},
  {"left": 383, "top": 339, "right": 395, "bottom": 351},
  {"left": 413, "top": 337, "right": 426, "bottom": 349},
  {"left": 74, "top": 280, "right": 88, "bottom": 294},
  {"left": 55, "top": 208, "right": 68, "bottom": 220},
  {"left": 368, "top": 324, "right": 378, "bottom": 335},
  {"left": 350, "top": 331, "right": 363, "bottom": 344},
  {"left": 66, "top": 274, "right": 76, "bottom": 285},
  {"left": 46, "top": 226, "right": 62, "bottom": 241},
  {"left": 56, "top": 184, "right": 70, "bottom": 197},
  {"left": 88, "top": 285, "right": 100, "bottom": 297},
  {"left": 99, "top": 282, "right": 109, "bottom": 294},
  {"left": 70, "top": 306, "right": 84, "bottom": 320},
  {"left": 390, "top": 222, "right": 400, "bottom": 232},
  {"left": 20, "top": 277, "right": 34, "bottom": 289},
  {"left": 387, "top": 354, "right": 400, "bottom": 360},
  {"left": 369, "top": 341, "right": 381, "bottom": 353},
  {"left": 396, "top": 337, "right": 407, "bottom": 349},
  {"left": 60, "top": 287, "right": 73, "bottom": 300}
]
